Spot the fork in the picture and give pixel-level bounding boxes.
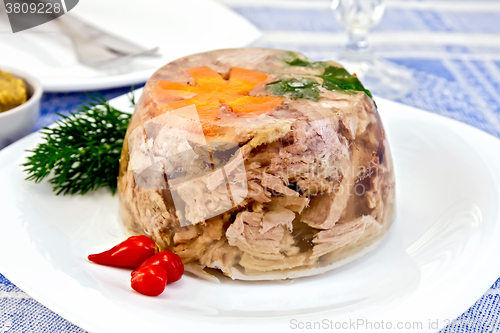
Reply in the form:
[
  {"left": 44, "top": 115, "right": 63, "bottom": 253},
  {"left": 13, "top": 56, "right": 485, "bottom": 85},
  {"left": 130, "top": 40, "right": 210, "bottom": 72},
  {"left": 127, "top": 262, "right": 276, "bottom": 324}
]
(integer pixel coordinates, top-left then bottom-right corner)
[{"left": 55, "top": 17, "right": 159, "bottom": 69}]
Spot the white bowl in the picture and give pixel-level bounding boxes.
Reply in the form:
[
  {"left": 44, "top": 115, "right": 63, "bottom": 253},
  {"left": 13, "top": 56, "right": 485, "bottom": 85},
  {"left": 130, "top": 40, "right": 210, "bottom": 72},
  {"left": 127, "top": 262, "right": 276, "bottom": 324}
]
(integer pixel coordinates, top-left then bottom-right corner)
[{"left": 0, "top": 66, "right": 42, "bottom": 149}]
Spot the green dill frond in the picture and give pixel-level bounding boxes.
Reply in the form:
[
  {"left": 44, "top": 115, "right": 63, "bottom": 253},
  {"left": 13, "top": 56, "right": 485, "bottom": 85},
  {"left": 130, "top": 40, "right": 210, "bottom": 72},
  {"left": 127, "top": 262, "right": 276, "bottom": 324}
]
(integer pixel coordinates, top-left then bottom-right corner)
[{"left": 22, "top": 95, "right": 132, "bottom": 195}]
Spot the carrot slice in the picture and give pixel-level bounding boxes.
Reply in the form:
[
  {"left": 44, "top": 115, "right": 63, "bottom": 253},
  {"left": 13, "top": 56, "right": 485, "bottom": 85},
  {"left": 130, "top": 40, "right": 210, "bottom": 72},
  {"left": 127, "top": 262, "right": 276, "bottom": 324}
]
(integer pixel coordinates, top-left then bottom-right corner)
[
  {"left": 152, "top": 89, "right": 197, "bottom": 103},
  {"left": 228, "top": 67, "right": 268, "bottom": 94},
  {"left": 191, "top": 91, "right": 220, "bottom": 106},
  {"left": 229, "top": 96, "right": 283, "bottom": 115},
  {"left": 155, "top": 80, "right": 199, "bottom": 92},
  {"left": 161, "top": 99, "right": 193, "bottom": 111},
  {"left": 152, "top": 66, "right": 284, "bottom": 125},
  {"left": 187, "top": 66, "right": 227, "bottom": 88},
  {"left": 196, "top": 104, "right": 221, "bottom": 122}
]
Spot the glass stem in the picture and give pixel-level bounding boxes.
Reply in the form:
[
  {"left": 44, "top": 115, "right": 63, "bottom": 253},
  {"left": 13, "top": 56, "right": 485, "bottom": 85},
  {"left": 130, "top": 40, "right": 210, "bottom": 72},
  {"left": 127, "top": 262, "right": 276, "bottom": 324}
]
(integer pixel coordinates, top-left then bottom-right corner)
[{"left": 345, "top": 32, "right": 370, "bottom": 53}]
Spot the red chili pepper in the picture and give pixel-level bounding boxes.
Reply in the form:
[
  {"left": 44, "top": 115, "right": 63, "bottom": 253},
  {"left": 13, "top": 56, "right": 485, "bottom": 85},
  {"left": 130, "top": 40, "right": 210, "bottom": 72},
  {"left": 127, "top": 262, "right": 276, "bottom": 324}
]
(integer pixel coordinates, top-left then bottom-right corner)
[
  {"left": 88, "top": 235, "right": 158, "bottom": 269},
  {"left": 131, "top": 265, "right": 168, "bottom": 296},
  {"left": 132, "top": 250, "right": 184, "bottom": 284}
]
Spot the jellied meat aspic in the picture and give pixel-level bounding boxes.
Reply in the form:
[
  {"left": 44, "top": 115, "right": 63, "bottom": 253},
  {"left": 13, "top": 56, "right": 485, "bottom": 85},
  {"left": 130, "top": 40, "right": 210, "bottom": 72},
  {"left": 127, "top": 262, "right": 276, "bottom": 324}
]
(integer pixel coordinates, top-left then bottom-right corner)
[{"left": 117, "top": 48, "right": 395, "bottom": 280}]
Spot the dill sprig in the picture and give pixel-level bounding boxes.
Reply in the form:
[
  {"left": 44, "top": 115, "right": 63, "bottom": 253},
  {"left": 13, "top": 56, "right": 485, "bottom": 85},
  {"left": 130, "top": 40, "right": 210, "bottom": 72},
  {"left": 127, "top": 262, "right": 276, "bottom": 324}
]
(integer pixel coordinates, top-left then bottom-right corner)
[{"left": 23, "top": 95, "right": 132, "bottom": 195}]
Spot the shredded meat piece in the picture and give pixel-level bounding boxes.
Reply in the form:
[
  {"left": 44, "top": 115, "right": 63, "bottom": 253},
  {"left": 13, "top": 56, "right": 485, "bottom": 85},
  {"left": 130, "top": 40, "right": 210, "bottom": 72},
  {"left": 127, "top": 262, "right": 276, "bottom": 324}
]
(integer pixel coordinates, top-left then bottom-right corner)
[
  {"left": 239, "top": 252, "right": 307, "bottom": 272},
  {"left": 247, "top": 181, "right": 272, "bottom": 203},
  {"left": 269, "top": 196, "right": 310, "bottom": 213},
  {"left": 261, "top": 206, "right": 296, "bottom": 234},
  {"left": 300, "top": 175, "right": 352, "bottom": 230},
  {"left": 312, "top": 215, "right": 379, "bottom": 258},
  {"left": 200, "top": 239, "right": 241, "bottom": 274},
  {"left": 260, "top": 173, "right": 299, "bottom": 197},
  {"left": 226, "top": 209, "right": 299, "bottom": 262},
  {"left": 227, "top": 211, "right": 284, "bottom": 254},
  {"left": 175, "top": 171, "right": 233, "bottom": 225},
  {"left": 173, "top": 225, "right": 199, "bottom": 243}
]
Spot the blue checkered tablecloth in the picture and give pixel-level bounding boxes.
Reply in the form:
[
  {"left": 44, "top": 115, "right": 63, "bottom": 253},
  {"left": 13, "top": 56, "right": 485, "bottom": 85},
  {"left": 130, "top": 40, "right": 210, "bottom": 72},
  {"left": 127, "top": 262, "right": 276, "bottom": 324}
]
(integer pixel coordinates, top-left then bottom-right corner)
[{"left": 2, "top": 0, "right": 500, "bottom": 332}]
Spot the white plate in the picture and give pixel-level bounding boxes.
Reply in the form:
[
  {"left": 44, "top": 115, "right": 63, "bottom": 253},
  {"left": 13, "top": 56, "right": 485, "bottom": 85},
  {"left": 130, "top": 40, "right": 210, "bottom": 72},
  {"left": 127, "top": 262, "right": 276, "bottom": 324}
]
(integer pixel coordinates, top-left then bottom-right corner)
[
  {"left": 0, "top": 0, "right": 260, "bottom": 92},
  {"left": 0, "top": 95, "right": 500, "bottom": 333}
]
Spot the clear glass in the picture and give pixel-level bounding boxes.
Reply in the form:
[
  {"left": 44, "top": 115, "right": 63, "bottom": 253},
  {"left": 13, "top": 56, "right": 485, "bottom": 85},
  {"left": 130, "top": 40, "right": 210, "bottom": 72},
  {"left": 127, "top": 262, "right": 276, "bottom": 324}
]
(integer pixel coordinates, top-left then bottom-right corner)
[
  {"left": 332, "top": 0, "right": 415, "bottom": 99},
  {"left": 118, "top": 48, "right": 396, "bottom": 280}
]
